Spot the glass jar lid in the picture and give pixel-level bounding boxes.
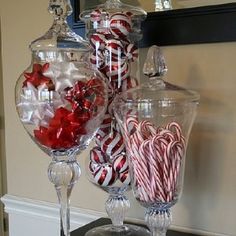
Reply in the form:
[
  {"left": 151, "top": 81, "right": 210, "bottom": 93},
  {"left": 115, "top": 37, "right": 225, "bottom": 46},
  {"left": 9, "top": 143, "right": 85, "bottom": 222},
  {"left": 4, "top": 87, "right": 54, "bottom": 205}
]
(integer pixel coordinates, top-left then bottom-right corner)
[
  {"left": 80, "top": 0, "right": 147, "bottom": 20},
  {"left": 30, "top": 0, "right": 89, "bottom": 51},
  {"left": 80, "top": 0, "right": 147, "bottom": 41},
  {"left": 114, "top": 45, "right": 200, "bottom": 106}
]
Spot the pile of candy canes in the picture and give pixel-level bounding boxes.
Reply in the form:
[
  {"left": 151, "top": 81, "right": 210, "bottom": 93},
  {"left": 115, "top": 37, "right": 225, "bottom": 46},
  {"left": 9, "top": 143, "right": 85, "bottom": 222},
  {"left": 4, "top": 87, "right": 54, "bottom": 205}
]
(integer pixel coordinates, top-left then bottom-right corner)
[
  {"left": 125, "top": 116, "right": 186, "bottom": 203},
  {"left": 18, "top": 62, "right": 106, "bottom": 149},
  {"left": 88, "top": 9, "right": 139, "bottom": 187}
]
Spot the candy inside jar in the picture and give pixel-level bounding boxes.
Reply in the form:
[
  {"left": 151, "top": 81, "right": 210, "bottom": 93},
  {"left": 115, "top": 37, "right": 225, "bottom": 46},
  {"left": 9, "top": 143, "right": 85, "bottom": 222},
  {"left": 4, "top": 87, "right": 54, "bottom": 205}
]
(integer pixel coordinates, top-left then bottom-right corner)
[
  {"left": 80, "top": 0, "right": 146, "bottom": 95},
  {"left": 80, "top": 2, "right": 150, "bottom": 236},
  {"left": 88, "top": 145, "right": 131, "bottom": 191},
  {"left": 80, "top": 0, "right": 147, "bottom": 192}
]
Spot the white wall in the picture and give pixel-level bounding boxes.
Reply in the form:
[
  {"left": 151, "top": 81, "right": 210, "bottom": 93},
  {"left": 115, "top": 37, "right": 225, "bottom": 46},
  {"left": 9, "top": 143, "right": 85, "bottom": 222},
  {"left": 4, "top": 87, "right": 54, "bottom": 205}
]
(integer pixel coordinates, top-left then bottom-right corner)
[{"left": 1, "top": 0, "right": 236, "bottom": 235}]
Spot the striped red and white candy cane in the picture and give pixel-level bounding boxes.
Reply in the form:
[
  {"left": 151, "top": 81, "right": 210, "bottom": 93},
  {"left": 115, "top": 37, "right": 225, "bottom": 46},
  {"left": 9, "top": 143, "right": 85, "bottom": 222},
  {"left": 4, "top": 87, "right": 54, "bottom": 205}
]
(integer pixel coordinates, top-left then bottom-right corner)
[
  {"left": 166, "top": 141, "right": 184, "bottom": 201},
  {"left": 129, "top": 135, "right": 151, "bottom": 193},
  {"left": 129, "top": 134, "right": 154, "bottom": 202},
  {"left": 125, "top": 115, "right": 138, "bottom": 134},
  {"left": 125, "top": 118, "right": 186, "bottom": 203},
  {"left": 167, "top": 122, "right": 186, "bottom": 147},
  {"left": 137, "top": 120, "right": 156, "bottom": 139},
  {"left": 141, "top": 139, "right": 165, "bottom": 202},
  {"left": 150, "top": 136, "right": 168, "bottom": 201}
]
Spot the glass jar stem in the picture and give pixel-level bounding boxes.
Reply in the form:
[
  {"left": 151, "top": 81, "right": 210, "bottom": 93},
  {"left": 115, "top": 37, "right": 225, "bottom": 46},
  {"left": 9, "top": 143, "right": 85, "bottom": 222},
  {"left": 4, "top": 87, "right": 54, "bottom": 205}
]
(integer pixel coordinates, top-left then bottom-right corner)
[
  {"left": 145, "top": 208, "right": 172, "bottom": 236},
  {"left": 105, "top": 194, "right": 130, "bottom": 227},
  {"left": 48, "top": 155, "right": 81, "bottom": 236},
  {"left": 56, "top": 185, "right": 72, "bottom": 236}
]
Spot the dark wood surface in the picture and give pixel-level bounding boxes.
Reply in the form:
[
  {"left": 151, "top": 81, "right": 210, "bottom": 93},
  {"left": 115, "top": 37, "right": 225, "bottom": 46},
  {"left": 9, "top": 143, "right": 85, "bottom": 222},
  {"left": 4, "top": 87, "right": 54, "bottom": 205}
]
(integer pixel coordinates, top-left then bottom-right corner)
[
  {"left": 68, "top": 1, "right": 236, "bottom": 47},
  {"left": 71, "top": 218, "right": 198, "bottom": 236}
]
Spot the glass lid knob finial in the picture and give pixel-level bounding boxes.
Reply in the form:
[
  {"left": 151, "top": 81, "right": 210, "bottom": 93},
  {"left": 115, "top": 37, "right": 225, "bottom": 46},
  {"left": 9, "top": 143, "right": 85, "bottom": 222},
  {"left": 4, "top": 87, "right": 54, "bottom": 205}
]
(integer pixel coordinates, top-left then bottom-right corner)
[
  {"left": 48, "top": 0, "right": 72, "bottom": 20},
  {"left": 143, "top": 45, "right": 168, "bottom": 78}
]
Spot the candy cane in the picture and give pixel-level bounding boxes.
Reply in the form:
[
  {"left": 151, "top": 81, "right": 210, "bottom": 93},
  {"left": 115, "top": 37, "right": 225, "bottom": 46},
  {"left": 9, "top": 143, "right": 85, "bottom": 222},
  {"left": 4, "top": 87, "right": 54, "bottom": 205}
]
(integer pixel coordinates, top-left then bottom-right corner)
[
  {"left": 129, "top": 135, "right": 152, "bottom": 196},
  {"left": 125, "top": 115, "right": 138, "bottom": 135},
  {"left": 138, "top": 120, "right": 157, "bottom": 139},
  {"left": 142, "top": 139, "right": 165, "bottom": 202},
  {"left": 125, "top": 117, "right": 186, "bottom": 203},
  {"left": 149, "top": 137, "right": 166, "bottom": 202}
]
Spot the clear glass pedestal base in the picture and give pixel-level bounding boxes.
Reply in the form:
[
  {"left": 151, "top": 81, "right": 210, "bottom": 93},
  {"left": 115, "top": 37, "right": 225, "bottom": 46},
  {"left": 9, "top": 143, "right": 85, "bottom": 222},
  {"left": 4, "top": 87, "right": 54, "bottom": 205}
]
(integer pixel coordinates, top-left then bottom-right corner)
[{"left": 85, "top": 224, "right": 150, "bottom": 236}]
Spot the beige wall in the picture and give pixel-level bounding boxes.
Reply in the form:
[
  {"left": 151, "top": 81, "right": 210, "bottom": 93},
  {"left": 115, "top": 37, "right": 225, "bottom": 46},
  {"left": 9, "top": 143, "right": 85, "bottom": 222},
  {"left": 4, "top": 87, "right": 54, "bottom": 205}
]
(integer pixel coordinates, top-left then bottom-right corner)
[
  {"left": 0, "top": 18, "right": 7, "bottom": 236},
  {"left": 1, "top": 0, "right": 236, "bottom": 235}
]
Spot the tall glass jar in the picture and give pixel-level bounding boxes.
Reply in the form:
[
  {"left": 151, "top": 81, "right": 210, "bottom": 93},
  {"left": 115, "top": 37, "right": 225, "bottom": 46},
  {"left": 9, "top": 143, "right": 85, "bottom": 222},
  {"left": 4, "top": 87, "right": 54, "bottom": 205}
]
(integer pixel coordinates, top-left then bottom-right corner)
[
  {"left": 80, "top": 1, "right": 148, "bottom": 236},
  {"left": 113, "top": 46, "right": 199, "bottom": 236},
  {"left": 15, "top": 1, "right": 108, "bottom": 236}
]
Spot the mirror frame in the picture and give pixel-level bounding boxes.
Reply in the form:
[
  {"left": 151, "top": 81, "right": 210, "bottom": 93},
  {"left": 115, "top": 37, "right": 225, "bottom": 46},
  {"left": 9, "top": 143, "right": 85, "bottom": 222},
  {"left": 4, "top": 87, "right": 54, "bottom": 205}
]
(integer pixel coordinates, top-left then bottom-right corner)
[{"left": 67, "top": 0, "right": 236, "bottom": 47}]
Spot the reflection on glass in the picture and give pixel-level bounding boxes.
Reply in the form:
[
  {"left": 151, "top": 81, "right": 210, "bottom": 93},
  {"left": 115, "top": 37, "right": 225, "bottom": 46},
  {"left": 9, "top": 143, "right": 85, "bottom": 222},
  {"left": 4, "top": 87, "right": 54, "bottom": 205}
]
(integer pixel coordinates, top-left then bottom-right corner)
[{"left": 155, "top": 0, "right": 172, "bottom": 11}]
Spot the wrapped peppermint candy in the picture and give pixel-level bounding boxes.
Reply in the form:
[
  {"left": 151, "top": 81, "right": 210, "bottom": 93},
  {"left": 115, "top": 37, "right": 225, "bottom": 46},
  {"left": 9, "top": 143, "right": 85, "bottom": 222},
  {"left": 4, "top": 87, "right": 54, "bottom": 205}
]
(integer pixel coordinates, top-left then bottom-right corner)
[
  {"left": 80, "top": 0, "right": 146, "bottom": 92},
  {"left": 80, "top": 4, "right": 147, "bottom": 234},
  {"left": 81, "top": 0, "right": 146, "bottom": 190}
]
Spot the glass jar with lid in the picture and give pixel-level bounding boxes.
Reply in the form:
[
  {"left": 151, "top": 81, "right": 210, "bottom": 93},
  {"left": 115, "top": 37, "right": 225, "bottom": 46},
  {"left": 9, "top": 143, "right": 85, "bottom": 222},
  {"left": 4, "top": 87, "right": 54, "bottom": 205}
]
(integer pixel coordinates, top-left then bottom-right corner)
[
  {"left": 80, "top": 1, "right": 148, "bottom": 236},
  {"left": 15, "top": 1, "right": 108, "bottom": 235},
  {"left": 113, "top": 45, "right": 199, "bottom": 236}
]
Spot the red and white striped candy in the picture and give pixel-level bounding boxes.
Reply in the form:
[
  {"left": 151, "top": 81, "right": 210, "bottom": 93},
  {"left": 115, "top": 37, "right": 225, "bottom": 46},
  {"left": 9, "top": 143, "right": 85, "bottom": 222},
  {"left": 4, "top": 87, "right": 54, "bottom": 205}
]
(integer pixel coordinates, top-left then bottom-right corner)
[
  {"left": 125, "top": 44, "right": 138, "bottom": 61},
  {"left": 105, "top": 39, "right": 124, "bottom": 61},
  {"left": 90, "top": 9, "right": 102, "bottom": 22},
  {"left": 137, "top": 120, "right": 157, "bottom": 140},
  {"left": 100, "top": 113, "right": 113, "bottom": 130},
  {"left": 95, "top": 113, "right": 112, "bottom": 145},
  {"left": 90, "top": 33, "right": 107, "bottom": 50},
  {"left": 110, "top": 13, "right": 132, "bottom": 38},
  {"left": 93, "top": 164, "right": 117, "bottom": 187},
  {"left": 96, "top": 28, "right": 112, "bottom": 37},
  {"left": 101, "top": 131, "right": 125, "bottom": 157},
  {"left": 119, "top": 169, "right": 131, "bottom": 185},
  {"left": 112, "top": 154, "right": 128, "bottom": 173},
  {"left": 125, "top": 114, "right": 138, "bottom": 135},
  {"left": 90, "top": 147, "right": 107, "bottom": 164},
  {"left": 125, "top": 119, "right": 187, "bottom": 203},
  {"left": 105, "top": 62, "right": 130, "bottom": 82},
  {"left": 166, "top": 122, "right": 185, "bottom": 143},
  {"left": 90, "top": 50, "right": 105, "bottom": 69},
  {"left": 121, "top": 76, "right": 138, "bottom": 92}
]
